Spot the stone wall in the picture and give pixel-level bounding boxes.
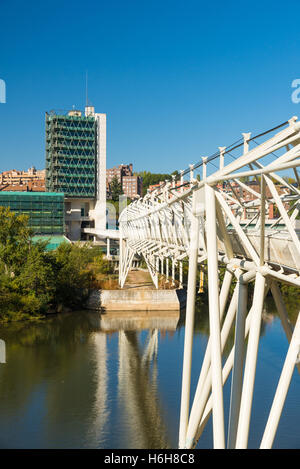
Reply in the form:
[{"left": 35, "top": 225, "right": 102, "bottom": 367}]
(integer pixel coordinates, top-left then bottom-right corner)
[{"left": 86, "top": 288, "right": 186, "bottom": 312}]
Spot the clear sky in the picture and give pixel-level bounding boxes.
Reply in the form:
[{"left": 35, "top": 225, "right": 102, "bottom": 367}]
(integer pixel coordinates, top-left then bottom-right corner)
[{"left": 1, "top": 0, "right": 300, "bottom": 175}]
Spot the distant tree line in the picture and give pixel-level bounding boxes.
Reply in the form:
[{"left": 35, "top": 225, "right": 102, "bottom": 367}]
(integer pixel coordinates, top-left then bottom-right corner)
[
  {"left": 135, "top": 170, "right": 179, "bottom": 196},
  {"left": 108, "top": 171, "right": 180, "bottom": 199}
]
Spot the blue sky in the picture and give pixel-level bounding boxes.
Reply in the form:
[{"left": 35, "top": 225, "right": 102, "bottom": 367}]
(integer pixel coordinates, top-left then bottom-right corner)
[{"left": 1, "top": 0, "right": 300, "bottom": 174}]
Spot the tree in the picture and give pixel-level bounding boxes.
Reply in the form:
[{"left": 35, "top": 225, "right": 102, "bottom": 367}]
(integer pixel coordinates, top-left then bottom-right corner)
[
  {"left": 0, "top": 207, "right": 32, "bottom": 276},
  {"left": 110, "top": 175, "right": 123, "bottom": 202},
  {"left": 52, "top": 242, "right": 94, "bottom": 309},
  {"left": 135, "top": 170, "right": 177, "bottom": 196},
  {"left": 0, "top": 207, "right": 115, "bottom": 322},
  {"left": 0, "top": 207, "right": 55, "bottom": 320}
]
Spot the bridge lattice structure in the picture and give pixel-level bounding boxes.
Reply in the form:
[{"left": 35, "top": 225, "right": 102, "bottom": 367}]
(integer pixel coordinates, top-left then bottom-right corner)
[{"left": 118, "top": 117, "right": 300, "bottom": 449}]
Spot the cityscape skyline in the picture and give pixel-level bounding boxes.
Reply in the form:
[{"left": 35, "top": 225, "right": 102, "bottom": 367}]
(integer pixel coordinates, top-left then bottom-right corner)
[
  {"left": 0, "top": 1, "right": 300, "bottom": 452},
  {"left": 1, "top": 1, "right": 300, "bottom": 178}
]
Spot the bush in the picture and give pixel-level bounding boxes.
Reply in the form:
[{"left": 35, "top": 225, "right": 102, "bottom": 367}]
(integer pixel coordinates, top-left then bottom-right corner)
[{"left": 0, "top": 208, "right": 116, "bottom": 322}]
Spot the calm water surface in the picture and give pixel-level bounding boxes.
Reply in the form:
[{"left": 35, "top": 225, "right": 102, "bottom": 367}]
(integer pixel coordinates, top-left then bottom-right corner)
[{"left": 0, "top": 298, "right": 300, "bottom": 449}]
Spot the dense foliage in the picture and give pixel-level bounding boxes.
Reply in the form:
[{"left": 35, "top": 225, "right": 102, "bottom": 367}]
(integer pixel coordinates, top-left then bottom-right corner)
[
  {"left": 0, "top": 207, "right": 114, "bottom": 323},
  {"left": 135, "top": 170, "right": 178, "bottom": 196}
]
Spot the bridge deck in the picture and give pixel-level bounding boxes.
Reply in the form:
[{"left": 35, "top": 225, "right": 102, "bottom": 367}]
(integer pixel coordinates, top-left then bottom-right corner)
[{"left": 123, "top": 269, "right": 155, "bottom": 290}]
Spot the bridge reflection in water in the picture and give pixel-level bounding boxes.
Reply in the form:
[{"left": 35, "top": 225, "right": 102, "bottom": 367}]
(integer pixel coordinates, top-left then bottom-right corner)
[
  {"left": 87, "top": 311, "right": 180, "bottom": 449},
  {"left": 0, "top": 304, "right": 300, "bottom": 449}
]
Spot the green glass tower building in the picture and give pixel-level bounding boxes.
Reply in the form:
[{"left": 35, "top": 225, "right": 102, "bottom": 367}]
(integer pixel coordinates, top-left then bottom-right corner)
[
  {"left": 45, "top": 107, "right": 107, "bottom": 241},
  {"left": 45, "top": 110, "right": 97, "bottom": 198}
]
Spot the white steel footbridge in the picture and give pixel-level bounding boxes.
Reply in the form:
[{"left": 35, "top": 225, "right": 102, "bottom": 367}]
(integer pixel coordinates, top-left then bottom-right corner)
[{"left": 118, "top": 117, "right": 300, "bottom": 449}]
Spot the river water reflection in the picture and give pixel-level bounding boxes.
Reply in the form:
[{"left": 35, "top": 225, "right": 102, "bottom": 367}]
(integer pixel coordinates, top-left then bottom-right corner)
[{"left": 0, "top": 298, "right": 299, "bottom": 449}]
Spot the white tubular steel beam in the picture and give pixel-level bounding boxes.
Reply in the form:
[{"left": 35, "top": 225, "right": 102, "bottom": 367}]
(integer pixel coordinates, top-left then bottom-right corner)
[
  {"left": 193, "top": 282, "right": 269, "bottom": 447},
  {"left": 186, "top": 281, "right": 238, "bottom": 449},
  {"left": 179, "top": 190, "right": 201, "bottom": 448},
  {"left": 235, "top": 272, "right": 266, "bottom": 449},
  {"left": 260, "top": 312, "right": 300, "bottom": 449},
  {"left": 118, "top": 117, "right": 300, "bottom": 449},
  {"left": 227, "top": 272, "right": 248, "bottom": 448},
  {"left": 205, "top": 184, "right": 225, "bottom": 448}
]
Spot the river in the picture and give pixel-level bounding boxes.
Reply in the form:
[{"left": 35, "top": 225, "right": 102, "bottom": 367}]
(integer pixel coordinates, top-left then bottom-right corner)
[{"left": 0, "top": 296, "right": 299, "bottom": 449}]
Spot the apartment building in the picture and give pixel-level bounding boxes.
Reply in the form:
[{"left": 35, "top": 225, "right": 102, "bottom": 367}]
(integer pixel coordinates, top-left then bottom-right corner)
[
  {"left": 0, "top": 167, "right": 45, "bottom": 191},
  {"left": 106, "top": 164, "right": 133, "bottom": 185},
  {"left": 106, "top": 163, "right": 143, "bottom": 199},
  {"left": 122, "top": 175, "right": 143, "bottom": 199}
]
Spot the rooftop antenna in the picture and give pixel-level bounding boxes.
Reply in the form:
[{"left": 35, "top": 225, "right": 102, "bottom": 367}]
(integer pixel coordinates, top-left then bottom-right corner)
[{"left": 85, "top": 71, "right": 89, "bottom": 107}]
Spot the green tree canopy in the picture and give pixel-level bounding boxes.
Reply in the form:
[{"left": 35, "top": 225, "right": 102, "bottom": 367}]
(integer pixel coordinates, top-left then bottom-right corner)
[
  {"left": 110, "top": 175, "right": 123, "bottom": 202},
  {"left": 135, "top": 170, "right": 178, "bottom": 196},
  {"left": 0, "top": 207, "right": 114, "bottom": 322}
]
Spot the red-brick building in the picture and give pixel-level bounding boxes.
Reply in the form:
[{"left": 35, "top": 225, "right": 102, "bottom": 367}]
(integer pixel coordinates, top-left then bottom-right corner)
[{"left": 106, "top": 164, "right": 143, "bottom": 199}]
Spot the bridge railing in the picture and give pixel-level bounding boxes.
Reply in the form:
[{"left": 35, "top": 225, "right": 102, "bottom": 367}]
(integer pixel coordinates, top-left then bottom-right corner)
[{"left": 118, "top": 116, "right": 300, "bottom": 449}]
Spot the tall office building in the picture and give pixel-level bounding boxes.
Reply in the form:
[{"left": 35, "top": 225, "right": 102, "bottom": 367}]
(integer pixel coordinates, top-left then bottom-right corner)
[{"left": 45, "top": 106, "right": 106, "bottom": 240}]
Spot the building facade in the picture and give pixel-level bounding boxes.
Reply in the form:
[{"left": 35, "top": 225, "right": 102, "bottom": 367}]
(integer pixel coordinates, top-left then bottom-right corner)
[
  {"left": 106, "top": 164, "right": 133, "bottom": 186},
  {"left": 0, "top": 167, "right": 45, "bottom": 191},
  {"left": 45, "top": 106, "right": 107, "bottom": 240},
  {"left": 0, "top": 191, "right": 65, "bottom": 235},
  {"left": 106, "top": 163, "right": 143, "bottom": 199},
  {"left": 45, "top": 110, "right": 97, "bottom": 197},
  {"left": 122, "top": 174, "right": 143, "bottom": 199}
]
